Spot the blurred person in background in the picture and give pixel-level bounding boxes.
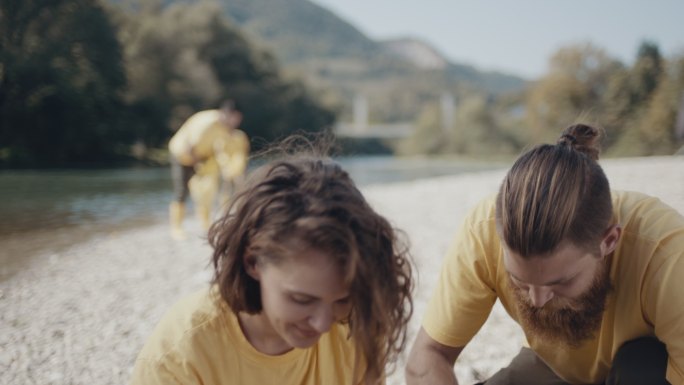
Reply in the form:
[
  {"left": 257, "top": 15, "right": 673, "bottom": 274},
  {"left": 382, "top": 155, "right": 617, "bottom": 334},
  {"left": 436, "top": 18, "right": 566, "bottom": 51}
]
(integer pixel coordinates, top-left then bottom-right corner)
[
  {"left": 406, "top": 123, "right": 683, "bottom": 385},
  {"left": 168, "top": 100, "right": 250, "bottom": 240},
  {"left": 131, "top": 143, "right": 414, "bottom": 384}
]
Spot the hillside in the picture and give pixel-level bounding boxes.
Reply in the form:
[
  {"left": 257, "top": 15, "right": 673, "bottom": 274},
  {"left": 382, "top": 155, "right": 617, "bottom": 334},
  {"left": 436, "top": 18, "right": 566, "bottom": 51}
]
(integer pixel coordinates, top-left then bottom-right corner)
[
  {"left": 219, "top": 0, "right": 525, "bottom": 86},
  {"left": 382, "top": 37, "right": 449, "bottom": 70},
  {"left": 221, "top": 0, "right": 379, "bottom": 62},
  {"left": 151, "top": 0, "right": 527, "bottom": 122}
]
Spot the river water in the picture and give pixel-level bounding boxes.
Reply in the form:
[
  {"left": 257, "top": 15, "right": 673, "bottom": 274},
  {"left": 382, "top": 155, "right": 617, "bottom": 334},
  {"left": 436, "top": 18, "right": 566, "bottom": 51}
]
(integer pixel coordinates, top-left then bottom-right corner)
[{"left": 0, "top": 156, "right": 504, "bottom": 267}]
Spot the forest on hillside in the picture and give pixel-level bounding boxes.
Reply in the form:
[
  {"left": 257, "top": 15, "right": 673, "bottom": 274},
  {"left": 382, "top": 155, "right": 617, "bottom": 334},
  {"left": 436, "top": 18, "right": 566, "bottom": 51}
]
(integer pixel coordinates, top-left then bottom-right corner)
[
  {"left": 1, "top": 0, "right": 683, "bottom": 167},
  {"left": 0, "top": 0, "right": 334, "bottom": 167},
  {"left": 399, "top": 42, "right": 684, "bottom": 158}
]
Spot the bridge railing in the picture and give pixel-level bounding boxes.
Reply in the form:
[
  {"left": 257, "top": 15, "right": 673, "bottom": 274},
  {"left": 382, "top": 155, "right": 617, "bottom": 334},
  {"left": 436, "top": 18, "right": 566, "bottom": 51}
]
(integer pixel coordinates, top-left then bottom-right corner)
[{"left": 334, "top": 122, "right": 414, "bottom": 139}]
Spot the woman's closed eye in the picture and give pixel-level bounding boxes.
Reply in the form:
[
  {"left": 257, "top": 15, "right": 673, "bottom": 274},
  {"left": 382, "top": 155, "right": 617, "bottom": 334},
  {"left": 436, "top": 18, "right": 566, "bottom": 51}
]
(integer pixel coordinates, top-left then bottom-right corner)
[
  {"left": 289, "top": 292, "right": 351, "bottom": 306},
  {"left": 290, "top": 294, "right": 316, "bottom": 305}
]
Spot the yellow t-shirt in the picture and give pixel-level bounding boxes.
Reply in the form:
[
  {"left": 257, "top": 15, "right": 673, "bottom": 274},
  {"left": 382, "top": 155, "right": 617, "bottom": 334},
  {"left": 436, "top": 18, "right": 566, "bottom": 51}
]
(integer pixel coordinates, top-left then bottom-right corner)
[
  {"left": 168, "top": 110, "right": 249, "bottom": 180},
  {"left": 423, "top": 191, "right": 684, "bottom": 384},
  {"left": 131, "top": 288, "right": 363, "bottom": 385}
]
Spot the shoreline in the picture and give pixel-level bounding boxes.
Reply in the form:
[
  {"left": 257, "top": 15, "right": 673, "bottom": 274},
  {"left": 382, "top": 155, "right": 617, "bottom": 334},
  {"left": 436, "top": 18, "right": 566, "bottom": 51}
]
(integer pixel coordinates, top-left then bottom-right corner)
[
  {"left": 0, "top": 156, "right": 505, "bottom": 280},
  {"left": 0, "top": 217, "right": 163, "bottom": 283},
  {"left": 1, "top": 156, "right": 682, "bottom": 384}
]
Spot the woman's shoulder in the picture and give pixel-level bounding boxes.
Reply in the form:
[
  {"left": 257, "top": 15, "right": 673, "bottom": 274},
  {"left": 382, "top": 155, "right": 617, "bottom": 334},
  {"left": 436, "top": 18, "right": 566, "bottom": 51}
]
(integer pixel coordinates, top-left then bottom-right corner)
[
  {"left": 136, "top": 287, "right": 236, "bottom": 362},
  {"left": 131, "top": 288, "right": 247, "bottom": 384},
  {"left": 169, "top": 287, "right": 227, "bottom": 325}
]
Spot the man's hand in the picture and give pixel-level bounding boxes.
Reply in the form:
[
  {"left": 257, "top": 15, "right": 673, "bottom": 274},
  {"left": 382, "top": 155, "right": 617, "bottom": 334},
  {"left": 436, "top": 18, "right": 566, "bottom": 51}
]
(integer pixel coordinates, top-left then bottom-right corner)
[{"left": 405, "top": 327, "right": 464, "bottom": 385}]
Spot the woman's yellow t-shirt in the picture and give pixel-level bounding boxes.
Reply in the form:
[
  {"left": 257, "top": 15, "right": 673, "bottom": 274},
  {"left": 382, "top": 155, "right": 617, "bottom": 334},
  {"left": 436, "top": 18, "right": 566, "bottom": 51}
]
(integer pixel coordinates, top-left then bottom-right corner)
[{"left": 131, "top": 288, "right": 363, "bottom": 385}]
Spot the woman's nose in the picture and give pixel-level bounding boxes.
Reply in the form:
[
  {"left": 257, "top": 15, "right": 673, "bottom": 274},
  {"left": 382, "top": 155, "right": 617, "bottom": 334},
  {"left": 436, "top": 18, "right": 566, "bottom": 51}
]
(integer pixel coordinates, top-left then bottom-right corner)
[{"left": 309, "top": 305, "right": 334, "bottom": 333}]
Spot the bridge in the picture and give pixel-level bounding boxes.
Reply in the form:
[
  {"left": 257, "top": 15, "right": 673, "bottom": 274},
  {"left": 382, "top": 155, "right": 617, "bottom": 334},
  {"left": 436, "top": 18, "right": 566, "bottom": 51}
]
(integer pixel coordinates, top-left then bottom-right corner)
[
  {"left": 334, "top": 122, "right": 414, "bottom": 139},
  {"left": 333, "top": 92, "right": 455, "bottom": 139}
]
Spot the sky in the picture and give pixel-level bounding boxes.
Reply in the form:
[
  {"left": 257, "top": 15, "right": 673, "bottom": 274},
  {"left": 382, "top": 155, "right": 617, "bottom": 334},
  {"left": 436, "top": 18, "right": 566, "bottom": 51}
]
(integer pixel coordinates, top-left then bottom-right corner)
[{"left": 310, "top": 0, "right": 684, "bottom": 79}]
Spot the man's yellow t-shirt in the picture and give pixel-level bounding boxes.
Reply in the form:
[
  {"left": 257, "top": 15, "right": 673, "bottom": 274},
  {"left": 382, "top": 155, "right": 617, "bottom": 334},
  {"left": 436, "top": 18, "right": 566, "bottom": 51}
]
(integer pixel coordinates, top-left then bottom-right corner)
[
  {"left": 423, "top": 190, "right": 684, "bottom": 384},
  {"left": 131, "top": 288, "right": 364, "bottom": 385}
]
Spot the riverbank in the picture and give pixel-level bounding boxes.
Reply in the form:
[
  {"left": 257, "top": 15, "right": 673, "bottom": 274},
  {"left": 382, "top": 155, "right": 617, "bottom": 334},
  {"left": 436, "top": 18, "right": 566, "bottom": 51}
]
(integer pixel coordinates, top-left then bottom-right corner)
[
  {"left": 0, "top": 156, "right": 505, "bottom": 279},
  {"left": 1, "top": 156, "right": 682, "bottom": 384}
]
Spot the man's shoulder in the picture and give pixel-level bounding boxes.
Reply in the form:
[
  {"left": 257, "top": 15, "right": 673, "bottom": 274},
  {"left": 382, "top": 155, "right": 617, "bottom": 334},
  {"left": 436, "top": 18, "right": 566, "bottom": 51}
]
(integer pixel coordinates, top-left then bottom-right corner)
[
  {"left": 465, "top": 193, "right": 498, "bottom": 226},
  {"left": 456, "top": 194, "right": 501, "bottom": 264},
  {"left": 612, "top": 190, "right": 684, "bottom": 235},
  {"left": 612, "top": 190, "right": 678, "bottom": 211}
]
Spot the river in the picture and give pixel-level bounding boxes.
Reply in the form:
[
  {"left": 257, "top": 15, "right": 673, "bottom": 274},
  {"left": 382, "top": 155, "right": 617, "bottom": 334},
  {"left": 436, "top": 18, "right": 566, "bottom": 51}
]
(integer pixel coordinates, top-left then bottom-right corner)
[{"left": 0, "top": 156, "right": 504, "bottom": 270}]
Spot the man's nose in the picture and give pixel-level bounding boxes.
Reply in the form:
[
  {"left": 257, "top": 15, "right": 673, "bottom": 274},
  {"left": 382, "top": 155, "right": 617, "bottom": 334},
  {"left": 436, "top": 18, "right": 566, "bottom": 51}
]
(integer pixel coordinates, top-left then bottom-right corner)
[{"left": 528, "top": 285, "right": 554, "bottom": 308}]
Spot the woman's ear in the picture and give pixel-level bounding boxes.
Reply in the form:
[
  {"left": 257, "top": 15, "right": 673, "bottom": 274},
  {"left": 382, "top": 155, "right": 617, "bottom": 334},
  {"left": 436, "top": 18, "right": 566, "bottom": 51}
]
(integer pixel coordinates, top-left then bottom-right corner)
[
  {"left": 244, "top": 254, "right": 260, "bottom": 280},
  {"left": 600, "top": 224, "right": 622, "bottom": 257}
]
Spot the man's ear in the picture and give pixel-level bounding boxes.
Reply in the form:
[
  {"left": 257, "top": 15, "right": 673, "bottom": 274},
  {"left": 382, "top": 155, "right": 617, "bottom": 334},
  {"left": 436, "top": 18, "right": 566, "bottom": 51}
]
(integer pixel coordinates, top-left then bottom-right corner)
[
  {"left": 244, "top": 255, "right": 260, "bottom": 280},
  {"left": 600, "top": 224, "right": 622, "bottom": 257}
]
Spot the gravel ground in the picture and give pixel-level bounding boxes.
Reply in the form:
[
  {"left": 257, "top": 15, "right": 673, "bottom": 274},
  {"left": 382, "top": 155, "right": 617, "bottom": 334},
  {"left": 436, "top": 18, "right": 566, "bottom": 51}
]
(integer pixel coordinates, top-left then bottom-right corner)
[{"left": 1, "top": 156, "right": 682, "bottom": 385}]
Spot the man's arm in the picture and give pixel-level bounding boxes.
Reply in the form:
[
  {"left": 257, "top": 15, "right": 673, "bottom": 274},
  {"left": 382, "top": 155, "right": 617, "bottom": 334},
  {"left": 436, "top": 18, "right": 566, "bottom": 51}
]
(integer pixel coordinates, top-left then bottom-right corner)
[{"left": 405, "top": 327, "right": 464, "bottom": 385}]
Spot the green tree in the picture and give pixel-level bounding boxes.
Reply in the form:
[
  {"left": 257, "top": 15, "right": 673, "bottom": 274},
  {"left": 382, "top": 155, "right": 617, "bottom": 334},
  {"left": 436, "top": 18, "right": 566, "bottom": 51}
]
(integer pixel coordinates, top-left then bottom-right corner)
[
  {"left": 446, "top": 95, "right": 520, "bottom": 156},
  {"left": 605, "top": 42, "right": 681, "bottom": 155},
  {"left": 610, "top": 51, "right": 684, "bottom": 156},
  {"left": 113, "top": 0, "right": 334, "bottom": 151},
  {"left": 637, "top": 72, "right": 677, "bottom": 154},
  {"left": 396, "top": 101, "right": 444, "bottom": 155},
  {"left": 397, "top": 93, "right": 522, "bottom": 157},
  {"left": 110, "top": 0, "right": 224, "bottom": 147},
  {"left": 600, "top": 67, "right": 632, "bottom": 147},
  {"left": 0, "top": 0, "right": 127, "bottom": 166},
  {"left": 629, "top": 41, "right": 663, "bottom": 105},
  {"left": 525, "top": 43, "right": 622, "bottom": 142}
]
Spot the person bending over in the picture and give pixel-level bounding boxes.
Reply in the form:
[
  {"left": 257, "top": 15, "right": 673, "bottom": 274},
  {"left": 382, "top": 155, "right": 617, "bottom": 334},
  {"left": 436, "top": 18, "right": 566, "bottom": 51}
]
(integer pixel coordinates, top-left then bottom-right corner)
[
  {"left": 406, "top": 123, "right": 682, "bottom": 385},
  {"left": 168, "top": 100, "right": 249, "bottom": 239},
  {"left": 132, "top": 145, "right": 413, "bottom": 385}
]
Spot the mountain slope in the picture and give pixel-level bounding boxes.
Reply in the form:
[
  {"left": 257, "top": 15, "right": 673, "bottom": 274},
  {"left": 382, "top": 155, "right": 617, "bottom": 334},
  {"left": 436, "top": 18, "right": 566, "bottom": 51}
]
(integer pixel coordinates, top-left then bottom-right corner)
[
  {"left": 382, "top": 37, "right": 448, "bottom": 70},
  {"left": 222, "top": 0, "right": 379, "bottom": 63},
  {"left": 217, "top": 0, "right": 525, "bottom": 92},
  {"left": 139, "top": 0, "right": 527, "bottom": 122}
]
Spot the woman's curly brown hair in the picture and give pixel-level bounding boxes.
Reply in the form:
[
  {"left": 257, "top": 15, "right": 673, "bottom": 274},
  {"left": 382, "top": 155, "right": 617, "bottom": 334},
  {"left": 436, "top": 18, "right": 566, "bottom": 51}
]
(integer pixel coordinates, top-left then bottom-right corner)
[{"left": 208, "top": 147, "right": 413, "bottom": 384}]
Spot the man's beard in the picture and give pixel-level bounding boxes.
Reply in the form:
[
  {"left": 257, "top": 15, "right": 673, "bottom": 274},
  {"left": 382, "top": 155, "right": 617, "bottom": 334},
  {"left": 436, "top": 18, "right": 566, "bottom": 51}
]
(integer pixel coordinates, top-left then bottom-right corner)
[{"left": 510, "top": 258, "right": 613, "bottom": 348}]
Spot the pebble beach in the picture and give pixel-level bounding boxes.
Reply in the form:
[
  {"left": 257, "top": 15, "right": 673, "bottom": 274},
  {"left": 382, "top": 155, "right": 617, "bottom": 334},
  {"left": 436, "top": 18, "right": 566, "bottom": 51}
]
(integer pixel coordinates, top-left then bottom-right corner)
[{"left": 1, "top": 156, "right": 682, "bottom": 385}]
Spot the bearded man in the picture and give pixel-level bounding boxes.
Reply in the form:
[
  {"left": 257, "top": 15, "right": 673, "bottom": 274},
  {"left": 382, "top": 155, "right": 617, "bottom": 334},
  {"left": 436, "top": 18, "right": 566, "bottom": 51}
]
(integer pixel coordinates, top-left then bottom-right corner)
[{"left": 406, "top": 124, "right": 682, "bottom": 385}]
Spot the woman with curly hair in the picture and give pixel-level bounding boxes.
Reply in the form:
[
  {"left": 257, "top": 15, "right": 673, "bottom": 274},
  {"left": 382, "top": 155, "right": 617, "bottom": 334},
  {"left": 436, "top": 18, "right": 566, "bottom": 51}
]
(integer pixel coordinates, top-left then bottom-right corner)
[{"left": 132, "top": 145, "right": 413, "bottom": 385}]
